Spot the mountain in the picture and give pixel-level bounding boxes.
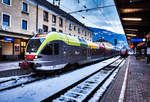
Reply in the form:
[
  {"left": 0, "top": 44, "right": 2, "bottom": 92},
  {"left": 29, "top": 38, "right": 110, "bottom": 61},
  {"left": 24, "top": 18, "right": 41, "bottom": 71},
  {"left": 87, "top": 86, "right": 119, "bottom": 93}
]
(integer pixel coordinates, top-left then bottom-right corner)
[{"left": 89, "top": 27, "right": 128, "bottom": 47}]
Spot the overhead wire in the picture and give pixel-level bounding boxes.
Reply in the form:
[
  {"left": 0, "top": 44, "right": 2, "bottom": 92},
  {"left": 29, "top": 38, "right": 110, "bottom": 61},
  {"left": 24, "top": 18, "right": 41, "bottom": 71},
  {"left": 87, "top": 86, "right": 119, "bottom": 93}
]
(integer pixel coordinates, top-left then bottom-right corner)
[
  {"left": 73, "top": 0, "right": 118, "bottom": 33},
  {"left": 68, "top": 4, "right": 115, "bottom": 14},
  {"left": 60, "top": 4, "right": 102, "bottom": 28},
  {"left": 92, "top": 0, "right": 117, "bottom": 33},
  {"left": 60, "top": 0, "right": 122, "bottom": 36}
]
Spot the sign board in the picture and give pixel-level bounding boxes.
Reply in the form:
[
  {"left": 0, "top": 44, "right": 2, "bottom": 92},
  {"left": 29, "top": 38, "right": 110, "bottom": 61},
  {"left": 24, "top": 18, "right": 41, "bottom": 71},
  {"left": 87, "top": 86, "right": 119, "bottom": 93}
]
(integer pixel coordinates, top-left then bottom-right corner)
[
  {"left": 131, "top": 38, "right": 146, "bottom": 42},
  {"left": 4, "top": 37, "right": 14, "bottom": 41}
]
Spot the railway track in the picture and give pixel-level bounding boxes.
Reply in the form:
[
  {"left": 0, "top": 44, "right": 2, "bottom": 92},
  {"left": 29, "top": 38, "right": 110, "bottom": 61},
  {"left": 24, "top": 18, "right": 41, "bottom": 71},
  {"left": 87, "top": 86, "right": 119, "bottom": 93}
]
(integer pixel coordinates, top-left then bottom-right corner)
[
  {"left": 0, "top": 73, "right": 45, "bottom": 92},
  {"left": 42, "top": 58, "right": 124, "bottom": 102}
]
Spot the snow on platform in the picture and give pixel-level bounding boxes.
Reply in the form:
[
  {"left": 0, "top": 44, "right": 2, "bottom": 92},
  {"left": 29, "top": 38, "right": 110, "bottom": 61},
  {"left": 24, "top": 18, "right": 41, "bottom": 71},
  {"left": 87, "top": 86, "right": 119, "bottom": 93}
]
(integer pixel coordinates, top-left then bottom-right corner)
[{"left": 0, "top": 61, "right": 22, "bottom": 71}]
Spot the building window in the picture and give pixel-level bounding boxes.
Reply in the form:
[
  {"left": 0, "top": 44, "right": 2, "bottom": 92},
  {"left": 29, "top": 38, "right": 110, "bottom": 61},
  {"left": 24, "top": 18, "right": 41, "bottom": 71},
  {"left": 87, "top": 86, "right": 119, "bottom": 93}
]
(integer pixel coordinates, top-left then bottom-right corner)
[
  {"left": 82, "top": 29, "right": 84, "bottom": 33},
  {"left": 85, "top": 31, "right": 87, "bottom": 36},
  {"left": 43, "top": 25, "right": 48, "bottom": 32},
  {"left": 22, "top": 20, "right": 27, "bottom": 30},
  {"left": 52, "top": 15, "right": 56, "bottom": 23},
  {"left": 22, "top": 2, "right": 28, "bottom": 12},
  {"left": 59, "top": 18, "right": 63, "bottom": 27},
  {"left": 59, "top": 30, "right": 63, "bottom": 33},
  {"left": 43, "top": 11, "right": 48, "bottom": 21},
  {"left": 69, "top": 23, "right": 72, "bottom": 30},
  {"left": 89, "top": 32, "right": 91, "bottom": 37},
  {"left": 74, "top": 26, "right": 76, "bottom": 31},
  {"left": 78, "top": 28, "right": 80, "bottom": 33},
  {"left": 52, "top": 28, "right": 56, "bottom": 31},
  {"left": 2, "top": 0, "right": 11, "bottom": 5},
  {"left": 2, "top": 13, "right": 10, "bottom": 27}
]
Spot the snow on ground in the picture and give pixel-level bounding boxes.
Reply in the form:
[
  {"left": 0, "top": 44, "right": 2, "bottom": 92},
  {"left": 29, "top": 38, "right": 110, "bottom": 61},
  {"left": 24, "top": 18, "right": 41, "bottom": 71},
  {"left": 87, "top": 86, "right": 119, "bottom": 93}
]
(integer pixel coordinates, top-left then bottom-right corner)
[
  {"left": 0, "top": 57, "right": 119, "bottom": 102},
  {"left": 89, "top": 60, "right": 125, "bottom": 102}
]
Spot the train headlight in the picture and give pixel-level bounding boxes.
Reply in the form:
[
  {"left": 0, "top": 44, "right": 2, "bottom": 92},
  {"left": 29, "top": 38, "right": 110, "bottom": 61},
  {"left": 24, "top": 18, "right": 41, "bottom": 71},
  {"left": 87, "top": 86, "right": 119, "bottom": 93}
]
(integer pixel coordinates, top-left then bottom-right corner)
[{"left": 35, "top": 55, "right": 38, "bottom": 59}]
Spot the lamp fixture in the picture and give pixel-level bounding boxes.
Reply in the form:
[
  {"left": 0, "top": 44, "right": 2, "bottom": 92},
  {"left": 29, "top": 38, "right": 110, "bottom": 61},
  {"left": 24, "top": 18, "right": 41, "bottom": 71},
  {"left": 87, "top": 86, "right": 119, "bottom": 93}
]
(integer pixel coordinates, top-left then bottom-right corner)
[
  {"left": 122, "top": 18, "right": 142, "bottom": 21},
  {"left": 121, "top": 9, "right": 143, "bottom": 13},
  {"left": 126, "top": 34, "right": 136, "bottom": 37},
  {"left": 125, "top": 28, "right": 138, "bottom": 31}
]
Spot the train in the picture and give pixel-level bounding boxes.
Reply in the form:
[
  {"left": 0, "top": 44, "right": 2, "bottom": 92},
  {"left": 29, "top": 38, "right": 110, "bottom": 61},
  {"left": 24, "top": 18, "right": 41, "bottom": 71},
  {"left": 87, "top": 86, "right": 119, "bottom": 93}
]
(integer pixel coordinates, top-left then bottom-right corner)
[
  {"left": 120, "top": 47, "right": 128, "bottom": 58},
  {"left": 19, "top": 32, "right": 120, "bottom": 72}
]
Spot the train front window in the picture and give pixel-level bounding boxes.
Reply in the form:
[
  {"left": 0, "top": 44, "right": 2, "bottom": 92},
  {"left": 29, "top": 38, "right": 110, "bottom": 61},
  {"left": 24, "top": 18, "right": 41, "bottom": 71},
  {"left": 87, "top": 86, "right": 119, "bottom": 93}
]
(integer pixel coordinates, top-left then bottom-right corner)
[{"left": 26, "top": 38, "right": 45, "bottom": 53}]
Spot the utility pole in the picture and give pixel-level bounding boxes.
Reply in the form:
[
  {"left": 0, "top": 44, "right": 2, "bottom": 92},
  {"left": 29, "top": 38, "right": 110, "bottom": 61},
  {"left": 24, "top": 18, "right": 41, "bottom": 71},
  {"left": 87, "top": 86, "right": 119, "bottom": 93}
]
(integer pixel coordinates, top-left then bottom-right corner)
[
  {"left": 53, "top": 0, "right": 55, "bottom": 5},
  {"left": 36, "top": 0, "right": 39, "bottom": 33},
  {"left": 78, "top": 0, "right": 80, "bottom": 3}
]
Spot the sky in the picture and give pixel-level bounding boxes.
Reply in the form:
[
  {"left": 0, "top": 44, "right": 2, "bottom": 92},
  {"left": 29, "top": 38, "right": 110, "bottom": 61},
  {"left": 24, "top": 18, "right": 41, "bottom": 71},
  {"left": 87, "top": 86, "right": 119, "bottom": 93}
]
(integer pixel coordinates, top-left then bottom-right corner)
[{"left": 47, "top": 0, "right": 125, "bottom": 34}]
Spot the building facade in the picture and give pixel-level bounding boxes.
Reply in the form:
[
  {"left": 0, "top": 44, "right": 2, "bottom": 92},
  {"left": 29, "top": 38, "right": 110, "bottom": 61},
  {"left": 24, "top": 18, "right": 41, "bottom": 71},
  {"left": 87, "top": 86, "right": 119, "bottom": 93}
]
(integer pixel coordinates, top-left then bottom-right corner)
[{"left": 0, "top": 0, "right": 93, "bottom": 60}]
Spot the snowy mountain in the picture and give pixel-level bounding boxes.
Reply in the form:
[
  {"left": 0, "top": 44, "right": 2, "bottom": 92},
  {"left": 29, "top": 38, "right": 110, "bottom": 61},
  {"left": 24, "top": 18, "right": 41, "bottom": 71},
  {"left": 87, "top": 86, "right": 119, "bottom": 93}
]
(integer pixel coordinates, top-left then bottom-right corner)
[{"left": 89, "top": 27, "right": 128, "bottom": 47}]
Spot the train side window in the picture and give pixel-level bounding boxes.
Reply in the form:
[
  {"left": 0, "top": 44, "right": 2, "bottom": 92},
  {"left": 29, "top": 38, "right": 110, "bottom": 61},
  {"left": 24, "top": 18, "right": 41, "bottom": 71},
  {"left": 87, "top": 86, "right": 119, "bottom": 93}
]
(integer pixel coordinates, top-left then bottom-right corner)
[
  {"left": 54, "top": 43, "right": 59, "bottom": 55},
  {"left": 41, "top": 44, "right": 53, "bottom": 55}
]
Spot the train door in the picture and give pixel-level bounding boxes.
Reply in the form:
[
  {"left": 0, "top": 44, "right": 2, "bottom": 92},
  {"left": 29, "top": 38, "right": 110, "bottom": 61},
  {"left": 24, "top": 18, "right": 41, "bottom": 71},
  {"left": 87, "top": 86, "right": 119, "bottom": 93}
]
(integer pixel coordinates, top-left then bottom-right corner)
[
  {"left": 87, "top": 48, "right": 91, "bottom": 60},
  {"left": 41, "top": 41, "right": 60, "bottom": 61},
  {"left": 49, "top": 41, "right": 60, "bottom": 60}
]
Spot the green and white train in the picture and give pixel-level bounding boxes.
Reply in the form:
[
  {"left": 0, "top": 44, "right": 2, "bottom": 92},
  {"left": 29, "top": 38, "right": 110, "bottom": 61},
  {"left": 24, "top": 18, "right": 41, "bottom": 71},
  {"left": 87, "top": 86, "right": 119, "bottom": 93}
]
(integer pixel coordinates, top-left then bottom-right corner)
[{"left": 19, "top": 32, "right": 119, "bottom": 71}]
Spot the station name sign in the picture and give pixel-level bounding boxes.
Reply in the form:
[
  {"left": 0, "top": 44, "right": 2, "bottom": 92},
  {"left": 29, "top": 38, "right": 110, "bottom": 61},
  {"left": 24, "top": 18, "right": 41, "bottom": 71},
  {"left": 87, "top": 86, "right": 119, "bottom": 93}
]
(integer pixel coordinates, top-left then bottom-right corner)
[{"left": 130, "top": 38, "right": 146, "bottom": 42}]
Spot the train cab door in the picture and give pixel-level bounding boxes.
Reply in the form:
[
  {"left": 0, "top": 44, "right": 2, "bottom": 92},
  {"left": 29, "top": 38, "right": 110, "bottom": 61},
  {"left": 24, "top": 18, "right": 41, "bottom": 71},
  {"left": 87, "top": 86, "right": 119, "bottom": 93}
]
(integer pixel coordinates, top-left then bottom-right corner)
[
  {"left": 51, "top": 41, "right": 60, "bottom": 60},
  {"left": 41, "top": 41, "right": 60, "bottom": 61}
]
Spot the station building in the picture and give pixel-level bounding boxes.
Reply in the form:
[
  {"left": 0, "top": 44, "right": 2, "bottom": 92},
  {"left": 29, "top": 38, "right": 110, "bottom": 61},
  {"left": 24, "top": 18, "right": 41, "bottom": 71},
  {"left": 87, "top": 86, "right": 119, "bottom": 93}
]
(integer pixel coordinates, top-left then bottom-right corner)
[{"left": 0, "top": 0, "right": 93, "bottom": 60}]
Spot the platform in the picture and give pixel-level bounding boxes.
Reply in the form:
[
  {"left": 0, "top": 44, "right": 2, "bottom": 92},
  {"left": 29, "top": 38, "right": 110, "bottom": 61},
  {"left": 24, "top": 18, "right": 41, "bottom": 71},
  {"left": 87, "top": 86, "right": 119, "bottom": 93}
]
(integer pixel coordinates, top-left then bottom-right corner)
[
  {"left": 0, "top": 61, "right": 32, "bottom": 77},
  {"left": 101, "top": 55, "right": 150, "bottom": 102}
]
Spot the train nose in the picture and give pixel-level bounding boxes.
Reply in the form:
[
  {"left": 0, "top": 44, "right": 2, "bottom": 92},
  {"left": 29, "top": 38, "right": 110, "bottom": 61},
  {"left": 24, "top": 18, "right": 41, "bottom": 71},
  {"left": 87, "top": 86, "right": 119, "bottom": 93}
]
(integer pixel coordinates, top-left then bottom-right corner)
[{"left": 19, "top": 61, "right": 32, "bottom": 69}]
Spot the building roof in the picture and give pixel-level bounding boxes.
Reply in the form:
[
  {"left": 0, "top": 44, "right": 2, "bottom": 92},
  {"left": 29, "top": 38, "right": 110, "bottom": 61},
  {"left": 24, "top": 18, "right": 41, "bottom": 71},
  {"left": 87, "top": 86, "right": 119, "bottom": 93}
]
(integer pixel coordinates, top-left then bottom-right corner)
[{"left": 32, "top": 0, "right": 92, "bottom": 32}]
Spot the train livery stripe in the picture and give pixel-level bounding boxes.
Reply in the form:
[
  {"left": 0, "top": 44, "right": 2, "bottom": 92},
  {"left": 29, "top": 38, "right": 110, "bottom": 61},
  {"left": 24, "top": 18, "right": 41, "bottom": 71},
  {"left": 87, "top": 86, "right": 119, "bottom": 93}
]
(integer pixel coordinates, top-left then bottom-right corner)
[
  {"left": 67, "top": 35, "right": 80, "bottom": 46},
  {"left": 36, "top": 32, "right": 80, "bottom": 55},
  {"left": 35, "top": 32, "right": 114, "bottom": 55},
  {"left": 78, "top": 38, "right": 88, "bottom": 48},
  {"left": 87, "top": 41, "right": 98, "bottom": 49}
]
